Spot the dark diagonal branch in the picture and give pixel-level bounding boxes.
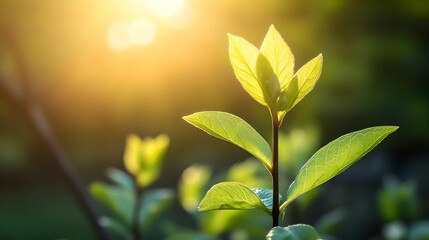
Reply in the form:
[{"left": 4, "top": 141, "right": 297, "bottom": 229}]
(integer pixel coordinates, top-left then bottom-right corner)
[{"left": 0, "top": 33, "right": 112, "bottom": 240}]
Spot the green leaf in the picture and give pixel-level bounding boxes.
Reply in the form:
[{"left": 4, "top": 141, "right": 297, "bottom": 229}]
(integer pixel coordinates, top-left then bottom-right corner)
[
  {"left": 256, "top": 53, "right": 281, "bottom": 107},
  {"left": 123, "top": 134, "right": 169, "bottom": 188},
  {"left": 252, "top": 188, "right": 281, "bottom": 211},
  {"left": 260, "top": 25, "right": 295, "bottom": 92},
  {"left": 165, "top": 231, "right": 216, "bottom": 240},
  {"left": 179, "top": 165, "right": 212, "bottom": 213},
  {"left": 228, "top": 33, "right": 266, "bottom": 106},
  {"left": 283, "top": 126, "right": 398, "bottom": 210},
  {"left": 98, "top": 216, "right": 133, "bottom": 240},
  {"left": 183, "top": 111, "right": 272, "bottom": 169},
  {"left": 199, "top": 182, "right": 270, "bottom": 215},
  {"left": 89, "top": 182, "right": 135, "bottom": 226},
  {"left": 277, "top": 54, "right": 323, "bottom": 119},
  {"left": 106, "top": 168, "right": 135, "bottom": 190},
  {"left": 139, "top": 189, "right": 174, "bottom": 231},
  {"left": 266, "top": 224, "right": 320, "bottom": 240}
]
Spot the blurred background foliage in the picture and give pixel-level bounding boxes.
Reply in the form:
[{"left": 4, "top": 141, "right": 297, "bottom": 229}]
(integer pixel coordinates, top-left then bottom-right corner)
[{"left": 0, "top": 0, "right": 428, "bottom": 239}]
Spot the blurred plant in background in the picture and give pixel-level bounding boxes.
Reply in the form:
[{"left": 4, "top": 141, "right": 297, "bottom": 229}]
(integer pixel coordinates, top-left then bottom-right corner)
[
  {"left": 90, "top": 134, "right": 174, "bottom": 239},
  {"left": 174, "top": 128, "right": 347, "bottom": 240},
  {"left": 378, "top": 176, "right": 429, "bottom": 240}
]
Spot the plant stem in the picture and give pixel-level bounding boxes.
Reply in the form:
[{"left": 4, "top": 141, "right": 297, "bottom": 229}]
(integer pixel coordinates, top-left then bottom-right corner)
[
  {"left": 132, "top": 187, "right": 143, "bottom": 240},
  {"left": 270, "top": 110, "right": 280, "bottom": 227}
]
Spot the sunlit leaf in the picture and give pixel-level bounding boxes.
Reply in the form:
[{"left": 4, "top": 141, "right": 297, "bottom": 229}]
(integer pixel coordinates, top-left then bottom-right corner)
[
  {"left": 277, "top": 54, "right": 323, "bottom": 119},
  {"left": 179, "top": 165, "right": 212, "bottom": 213},
  {"left": 228, "top": 33, "right": 266, "bottom": 106},
  {"left": 256, "top": 53, "right": 281, "bottom": 107},
  {"left": 252, "top": 188, "right": 281, "bottom": 211},
  {"left": 183, "top": 111, "right": 272, "bottom": 169},
  {"left": 266, "top": 224, "right": 320, "bottom": 240},
  {"left": 139, "top": 189, "right": 174, "bottom": 231},
  {"left": 123, "top": 134, "right": 169, "bottom": 188},
  {"left": 199, "top": 182, "right": 270, "bottom": 215},
  {"left": 90, "top": 182, "right": 135, "bottom": 226},
  {"left": 260, "top": 25, "right": 295, "bottom": 92},
  {"left": 282, "top": 126, "right": 398, "bottom": 211}
]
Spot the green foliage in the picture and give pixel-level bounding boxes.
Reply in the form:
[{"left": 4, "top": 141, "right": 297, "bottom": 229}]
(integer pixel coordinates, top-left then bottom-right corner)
[
  {"left": 183, "top": 25, "right": 398, "bottom": 239},
  {"left": 124, "top": 134, "right": 169, "bottom": 187},
  {"left": 177, "top": 162, "right": 272, "bottom": 239},
  {"left": 99, "top": 216, "right": 133, "bottom": 240},
  {"left": 266, "top": 224, "right": 320, "bottom": 240},
  {"left": 90, "top": 181, "right": 135, "bottom": 225},
  {"left": 90, "top": 134, "right": 173, "bottom": 239},
  {"left": 139, "top": 189, "right": 174, "bottom": 231},
  {"left": 278, "top": 54, "right": 322, "bottom": 120},
  {"left": 183, "top": 111, "right": 272, "bottom": 170},
  {"left": 283, "top": 126, "right": 399, "bottom": 211},
  {"left": 179, "top": 165, "right": 212, "bottom": 213},
  {"left": 378, "top": 176, "right": 420, "bottom": 222},
  {"left": 199, "top": 182, "right": 270, "bottom": 215},
  {"left": 253, "top": 188, "right": 281, "bottom": 211},
  {"left": 228, "top": 25, "right": 322, "bottom": 123}
]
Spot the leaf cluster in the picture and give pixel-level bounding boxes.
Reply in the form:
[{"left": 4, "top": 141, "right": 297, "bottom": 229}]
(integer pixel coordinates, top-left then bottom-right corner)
[
  {"left": 90, "top": 134, "right": 173, "bottom": 239},
  {"left": 183, "top": 25, "right": 398, "bottom": 239}
]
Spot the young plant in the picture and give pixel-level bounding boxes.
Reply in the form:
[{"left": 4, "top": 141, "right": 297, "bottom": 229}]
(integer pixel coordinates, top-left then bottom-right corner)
[
  {"left": 90, "top": 134, "right": 173, "bottom": 240},
  {"left": 183, "top": 25, "right": 398, "bottom": 239}
]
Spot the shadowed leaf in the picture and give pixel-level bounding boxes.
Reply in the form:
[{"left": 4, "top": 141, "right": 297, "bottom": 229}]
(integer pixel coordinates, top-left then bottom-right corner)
[
  {"left": 199, "top": 182, "right": 270, "bottom": 215},
  {"left": 266, "top": 224, "right": 320, "bottom": 240}
]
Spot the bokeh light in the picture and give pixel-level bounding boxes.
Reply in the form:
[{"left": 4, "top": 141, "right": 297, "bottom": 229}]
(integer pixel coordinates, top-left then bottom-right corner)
[
  {"left": 107, "top": 22, "right": 133, "bottom": 51},
  {"left": 107, "top": 19, "right": 156, "bottom": 50},
  {"left": 143, "top": 0, "right": 186, "bottom": 17},
  {"left": 1, "top": 0, "right": 428, "bottom": 239},
  {"left": 129, "top": 19, "right": 157, "bottom": 46}
]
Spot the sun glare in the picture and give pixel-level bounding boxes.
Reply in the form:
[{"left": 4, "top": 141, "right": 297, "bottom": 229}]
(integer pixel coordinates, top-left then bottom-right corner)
[
  {"left": 107, "top": 19, "right": 156, "bottom": 51},
  {"left": 107, "top": 22, "right": 132, "bottom": 51},
  {"left": 141, "top": 0, "right": 186, "bottom": 17},
  {"left": 129, "top": 19, "right": 157, "bottom": 46},
  {"left": 107, "top": 0, "right": 187, "bottom": 50}
]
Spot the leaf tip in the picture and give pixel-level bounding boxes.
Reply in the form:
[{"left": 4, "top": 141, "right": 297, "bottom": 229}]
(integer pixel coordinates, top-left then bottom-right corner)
[{"left": 227, "top": 32, "right": 236, "bottom": 41}]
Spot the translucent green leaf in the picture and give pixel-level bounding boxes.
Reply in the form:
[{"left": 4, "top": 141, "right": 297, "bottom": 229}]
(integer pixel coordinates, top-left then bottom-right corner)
[
  {"left": 260, "top": 25, "right": 295, "bottom": 92},
  {"left": 256, "top": 53, "right": 281, "bottom": 107},
  {"left": 266, "top": 224, "right": 320, "bottom": 240},
  {"left": 252, "top": 188, "right": 282, "bottom": 211},
  {"left": 282, "top": 126, "right": 398, "bottom": 210},
  {"left": 89, "top": 182, "right": 135, "bottom": 226},
  {"left": 139, "top": 189, "right": 174, "bottom": 231},
  {"left": 277, "top": 54, "right": 323, "bottom": 119},
  {"left": 183, "top": 111, "right": 272, "bottom": 169},
  {"left": 228, "top": 33, "right": 266, "bottom": 106},
  {"left": 179, "top": 165, "right": 212, "bottom": 213},
  {"left": 199, "top": 182, "right": 270, "bottom": 215},
  {"left": 123, "top": 134, "right": 169, "bottom": 188}
]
